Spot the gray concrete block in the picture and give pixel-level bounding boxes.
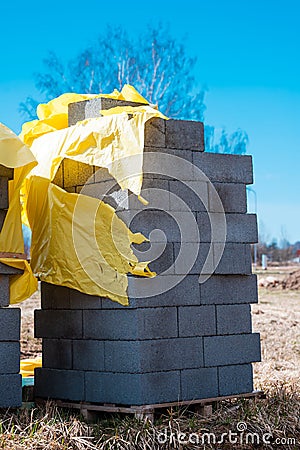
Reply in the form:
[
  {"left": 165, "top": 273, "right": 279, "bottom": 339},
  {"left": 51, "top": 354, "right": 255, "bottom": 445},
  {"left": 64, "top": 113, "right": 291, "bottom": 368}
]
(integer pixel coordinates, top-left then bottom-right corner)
[
  {"left": 120, "top": 209, "right": 181, "bottom": 242},
  {"left": 204, "top": 333, "right": 261, "bottom": 366},
  {"left": 73, "top": 340, "right": 105, "bottom": 371},
  {"left": 133, "top": 241, "right": 175, "bottom": 275},
  {"left": 105, "top": 337, "right": 204, "bottom": 372},
  {"left": 0, "top": 262, "right": 22, "bottom": 275},
  {"left": 218, "top": 364, "right": 253, "bottom": 396},
  {"left": 174, "top": 242, "right": 213, "bottom": 275},
  {"left": 196, "top": 213, "right": 258, "bottom": 243},
  {"left": 83, "top": 307, "right": 178, "bottom": 340},
  {"left": 35, "top": 310, "right": 83, "bottom": 338},
  {"left": 209, "top": 182, "right": 247, "bottom": 213},
  {"left": 193, "top": 153, "right": 253, "bottom": 184},
  {"left": 165, "top": 119, "right": 204, "bottom": 151},
  {"left": 85, "top": 370, "right": 181, "bottom": 405},
  {"left": 34, "top": 368, "right": 85, "bottom": 401},
  {"left": 144, "top": 118, "right": 166, "bottom": 148},
  {"left": 0, "top": 274, "right": 10, "bottom": 307},
  {"left": 41, "top": 282, "right": 71, "bottom": 309},
  {"left": 0, "top": 374, "right": 22, "bottom": 407},
  {"left": 126, "top": 274, "right": 201, "bottom": 308},
  {"left": 216, "top": 304, "right": 252, "bottom": 335},
  {"left": 178, "top": 306, "right": 216, "bottom": 337},
  {"left": 43, "top": 339, "right": 72, "bottom": 369},
  {"left": 68, "top": 98, "right": 148, "bottom": 126},
  {"left": 169, "top": 180, "right": 207, "bottom": 212},
  {"left": 68, "top": 288, "right": 101, "bottom": 309},
  {"left": 0, "top": 165, "right": 13, "bottom": 179},
  {"left": 0, "top": 209, "right": 6, "bottom": 230},
  {"left": 0, "top": 177, "right": 9, "bottom": 209},
  {"left": 0, "top": 307, "right": 20, "bottom": 340},
  {"left": 180, "top": 368, "right": 218, "bottom": 400},
  {"left": 0, "top": 342, "right": 20, "bottom": 373},
  {"left": 94, "top": 167, "right": 114, "bottom": 183},
  {"left": 143, "top": 149, "right": 195, "bottom": 181},
  {"left": 200, "top": 274, "right": 258, "bottom": 304},
  {"left": 214, "top": 243, "right": 252, "bottom": 274},
  {"left": 139, "top": 179, "right": 170, "bottom": 210},
  {"left": 225, "top": 214, "right": 258, "bottom": 243}
]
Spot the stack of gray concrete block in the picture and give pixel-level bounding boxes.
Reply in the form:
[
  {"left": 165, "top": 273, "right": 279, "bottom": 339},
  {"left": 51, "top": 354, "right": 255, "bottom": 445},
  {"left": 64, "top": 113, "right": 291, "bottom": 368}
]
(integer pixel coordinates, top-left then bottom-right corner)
[
  {"left": 35, "top": 99, "right": 261, "bottom": 405},
  {"left": 0, "top": 165, "right": 22, "bottom": 407}
]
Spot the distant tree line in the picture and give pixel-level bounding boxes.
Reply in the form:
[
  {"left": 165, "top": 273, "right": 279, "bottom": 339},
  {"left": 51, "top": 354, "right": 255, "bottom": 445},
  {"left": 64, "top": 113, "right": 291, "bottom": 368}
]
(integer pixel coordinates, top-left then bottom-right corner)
[{"left": 253, "top": 238, "right": 300, "bottom": 265}]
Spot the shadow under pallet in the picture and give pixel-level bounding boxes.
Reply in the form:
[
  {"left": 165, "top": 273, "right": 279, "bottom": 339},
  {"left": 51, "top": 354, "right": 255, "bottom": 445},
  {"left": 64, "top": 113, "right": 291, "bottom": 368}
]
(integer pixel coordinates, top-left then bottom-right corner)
[{"left": 35, "top": 390, "right": 265, "bottom": 423}]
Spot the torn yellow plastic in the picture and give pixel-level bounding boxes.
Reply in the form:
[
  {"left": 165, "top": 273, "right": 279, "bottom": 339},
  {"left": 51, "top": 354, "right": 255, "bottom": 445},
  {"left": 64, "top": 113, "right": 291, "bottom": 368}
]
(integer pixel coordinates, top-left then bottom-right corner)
[
  {"left": 20, "top": 85, "right": 149, "bottom": 147},
  {"left": 0, "top": 124, "right": 38, "bottom": 303},
  {"left": 28, "top": 106, "right": 166, "bottom": 197},
  {"left": 16, "top": 85, "right": 163, "bottom": 305},
  {"left": 26, "top": 177, "right": 154, "bottom": 306},
  {"left": 20, "top": 357, "right": 42, "bottom": 377}
]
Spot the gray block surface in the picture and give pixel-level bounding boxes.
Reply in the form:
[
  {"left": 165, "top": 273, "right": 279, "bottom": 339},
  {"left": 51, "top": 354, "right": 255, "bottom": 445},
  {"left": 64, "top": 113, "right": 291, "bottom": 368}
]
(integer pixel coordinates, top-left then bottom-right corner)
[
  {"left": 200, "top": 274, "right": 258, "bottom": 304},
  {"left": 165, "top": 119, "right": 204, "bottom": 151},
  {"left": 0, "top": 342, "right": 20, "bottom": 373},
  {"left": 193, "top": 153, "right": 253, "bottom": 184},
  {"left": 0, "top": 177, "right": 9, "bottom": 209},
  {"left": 218, "top": 364, "right": 253, "bottom": 396},
  {"left": 35, "top": 368, "right": 85, "bottom": 401},
  {"left": 105, "top": 337, "right": 204, "bottom": 372},
  {"left": 144, "top": 118, "right": 166, "bottom": 148},
  {"left": 214, "top": 243, "right": 252, "bottom": 274},
  {"left": 35, "top": 310, "right": 83, "bottom": 338},
  {"left": 83, "top": 307, "right": 178, "bottom": 340},
  {"left": 73, "top": 340, "right": 105, "bottom": 371},
  {"left": 0, "top": 165, "right": 14, "bottom": 179},
  {"left": 0, "top": 374, "right": 22, "bottom": 407},
  {"left": 0, "top": 262, "right": 23, "bottom": 275},
  {"left": 180, "top": 368, "right": 218, "bottom": 400},
  {"left": 41, "top": 282, "right": 71, "bottom": 309},
  {"left": 68, "top": 98, "right": 148, "bottom": 126},
  {"left": 43, "top": 339, "right": 72, "bottom": 369},
  {"left": 196, "top": 213, "right": 258, "bottom": 243},
  {"left": 209, "top": 182, "right": 247, "bottom": 213},
  {"left": 0, "top": 274, "right": 10, "bottom": 307},
  {"left": 178, "top": 306, "right": 216, "bottom": 337},
  {"left": 0, "top": 307, "right": 20, "bottom": 340},
  {"left": 204, "top": 333, "right": 261, "bottom": 366},
  {"left": 85, "top": 370, "right": 181, "bottom": 405},
  {"left": 216, "top": 304, "right": 252, "bottom": 335},
  {"left": 0, "top": 210, "right": 6, "bottom": 230},
  {"left": 174, "top": 242, "right": 212, "bottom": 275}
]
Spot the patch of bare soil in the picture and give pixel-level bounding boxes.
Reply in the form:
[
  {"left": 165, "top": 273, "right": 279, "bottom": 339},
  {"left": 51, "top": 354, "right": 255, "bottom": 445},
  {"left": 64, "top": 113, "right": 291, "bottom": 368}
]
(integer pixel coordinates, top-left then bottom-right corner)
[{"left": 11, "top": 286, "right": 42, "bottom": 359}]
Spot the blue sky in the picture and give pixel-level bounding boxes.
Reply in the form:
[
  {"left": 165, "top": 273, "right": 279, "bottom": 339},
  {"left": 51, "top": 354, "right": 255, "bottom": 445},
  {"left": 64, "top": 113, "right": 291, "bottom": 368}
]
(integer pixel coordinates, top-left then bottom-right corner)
[{"left": 1, "top": 0, "right": 299, "bottom": 243}]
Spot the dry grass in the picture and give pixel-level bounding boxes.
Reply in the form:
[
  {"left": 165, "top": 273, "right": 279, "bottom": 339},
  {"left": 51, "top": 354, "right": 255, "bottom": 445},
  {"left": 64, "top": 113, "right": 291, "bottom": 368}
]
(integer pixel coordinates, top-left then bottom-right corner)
[{"left": 4, "top": 271, "right": 300, "bottom": 449}]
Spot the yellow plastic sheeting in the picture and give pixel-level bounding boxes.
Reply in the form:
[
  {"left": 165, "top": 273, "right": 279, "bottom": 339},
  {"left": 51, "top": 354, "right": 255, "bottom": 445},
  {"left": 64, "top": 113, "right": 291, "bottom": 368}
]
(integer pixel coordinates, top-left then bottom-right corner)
[
  {"left": 20, "top": 357, "right": 42, "bottom": 378},
  {"left": 0, "top": 124, "right": 38, "bottom": 303},
  {"left": 17, "top": 85, "right": 163, "bottom": 305},
  {"left": 27, "top": 177, "right": 153, "bottom": 306},
  {"left": 20, "top": 85, "right": 149, "bottom": 147},
  {"left": 28, "top": 106, "right": 166, "bottom": 197},
  {"left": 0, "top": 258, "right": 37, "bottom": 305}
]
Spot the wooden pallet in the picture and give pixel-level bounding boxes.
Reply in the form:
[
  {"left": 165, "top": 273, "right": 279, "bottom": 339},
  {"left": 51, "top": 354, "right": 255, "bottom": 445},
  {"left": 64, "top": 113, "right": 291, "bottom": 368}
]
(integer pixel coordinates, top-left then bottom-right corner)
[{"left": 36, "top": 390, "right": 265, "bottom": 423}]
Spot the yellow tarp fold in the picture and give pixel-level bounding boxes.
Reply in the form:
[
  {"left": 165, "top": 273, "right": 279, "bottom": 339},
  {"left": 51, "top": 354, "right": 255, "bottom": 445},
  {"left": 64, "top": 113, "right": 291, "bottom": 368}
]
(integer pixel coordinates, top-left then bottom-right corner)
[
  {"left": 1, "top": 85, "right": 162, "bottom": 305},
  {"left": 0, "top": 124, "right": 38, "bottom": 303}
]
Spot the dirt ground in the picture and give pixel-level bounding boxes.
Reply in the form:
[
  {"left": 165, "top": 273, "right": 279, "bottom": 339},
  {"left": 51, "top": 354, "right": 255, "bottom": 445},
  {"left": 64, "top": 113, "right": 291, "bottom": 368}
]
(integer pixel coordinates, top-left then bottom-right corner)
[{"left": 14, "top": 268, "right": 300, "bottom": 390}]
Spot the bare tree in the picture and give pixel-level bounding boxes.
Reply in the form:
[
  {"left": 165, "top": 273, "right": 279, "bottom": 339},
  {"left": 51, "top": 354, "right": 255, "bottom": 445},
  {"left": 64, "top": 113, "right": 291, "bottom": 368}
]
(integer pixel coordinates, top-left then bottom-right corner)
[{"left": 20, "top": 24, "right": 248, "bottom": 154}]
